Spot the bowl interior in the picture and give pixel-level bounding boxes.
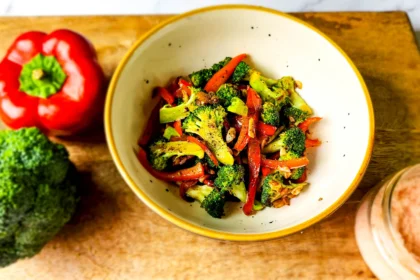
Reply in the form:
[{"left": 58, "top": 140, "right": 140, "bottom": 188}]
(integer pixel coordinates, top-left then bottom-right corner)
[{"left": 107, "top": 6, "right": 372, "bottom": 238}]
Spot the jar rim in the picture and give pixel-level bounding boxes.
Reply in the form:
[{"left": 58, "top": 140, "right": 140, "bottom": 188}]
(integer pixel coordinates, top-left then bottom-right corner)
[{"left": 381, "top": 165, "right": 420, "bottom": 276}]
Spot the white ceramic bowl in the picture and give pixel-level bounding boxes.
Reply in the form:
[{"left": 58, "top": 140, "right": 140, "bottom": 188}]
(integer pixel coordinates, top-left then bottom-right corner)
[{"left": 105, "top": 5, "right": 374, "bottom": 241}]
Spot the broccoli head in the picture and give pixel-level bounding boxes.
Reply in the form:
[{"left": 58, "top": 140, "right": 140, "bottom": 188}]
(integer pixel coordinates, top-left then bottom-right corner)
[
  {"left": 214, "top": 165, "right": 246, "bottom": 202},
  {"left": 159, "top": 87, "right": 198, "bottom": 123},
  {"left": 185, "top": 185, "right": 226, "bottom": 218},
  {"left": 182, "top": 105, "right": 234, "bottom": 166},
  {"left": 232, "top": 61, "right": 251, "bottom": 83},
  {"left": 201, "top": 188, "right": 226, "bottom": 218},
  {"left": 227, "top": 97, "right": 248, "bottom": 116},
  {"left": 186, "top": 185, "right": 214, "bottom": 203},
  {"left": 274, "top": 76, "right": 312, "bottom": 114},
  {"left": 216, "top": 84, "right": 248, "bottom": 116},
  {"left": 250, "top": 73, "right": 311, "bottom": 115},
  {"left": 0, "top": 128, "right": 78, "bottom": 267},
  {"left": 284, "top": 107, "right": 309, "bottom": 125},
  {"left": 162, "top": 126, "right": 180, "bottom": 140},
  {"left": 148, "top": 138, "right": 204, "bottom": 171},
  {"left": 261, "top": 172, "right": 308, "bottom": 206},
  {"left": 215, "top": 84, "right": 241, "bottom": 107},
  {"left": 249, "top": 71, "right": 289, "bottom": 103},
  {"left": 0, "top": 127, "right": 69, "bottom": 185},
  {"left": 290, "top": 167, "right": 305, "bottom": 180},
  {"left": 262, "top": 127, "right": 305, "bottom": 157},
  {"left": 189, "top": 57, "right": 232, "bottom": 88},
  {"left": 261, "top": 102, "right": 281, "bottom": 126}
]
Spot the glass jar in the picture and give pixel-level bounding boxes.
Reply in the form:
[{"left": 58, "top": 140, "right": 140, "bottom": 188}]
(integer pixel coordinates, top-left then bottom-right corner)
[{"left": 355, "top": 164, "right": 420, "bottom": 279}]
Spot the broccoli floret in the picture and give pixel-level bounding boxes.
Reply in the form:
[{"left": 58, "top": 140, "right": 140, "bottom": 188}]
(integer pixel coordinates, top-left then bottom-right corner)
[
  {"left": 253, "top": 200, "right": 265, "bottom": 211},
  {"left": 216, "top": 84, "right": 248, "bottom": 116},
  {"left": 227, "top": 97, "right": 248, "bottom": 116},
  {"left": 273, "top": 76, "right": 312, "bottom": 114},
  {"left": 232, "top": 61, "right": 251, "bottom": 83},
  {"left": 261, "top": 173, "right": 284, "bottom": 206},
  {"left": 201, "top": 188, "right": 226, "bottom": 218},
  {"left": 0, "top": 128, "right": 78, "bottom": 267},
  {"left": 250, "top": 73, "right": 311, "bottom": 115},
  {"left": 214, "top": 165, "right": 246, "bottom": 202},
  {"left": 186, "top": 185, "right": 214, "bottom": 203},
  {"left": 261, "top": 172, "right": 309, "bottom": 207},
  {"left": 215, "top": 84, "right": 241, "bottom": 107},
  {"left": 189, "top": 57, "right": 232, "bottom": 88},
  {"left": 262, "top": 127, "right": 305, "bottom": 157},
  {"left": 290, "top": 167, "right": 305, "bottom": 180},
  {"left": 182, "top": 105, "right": 234, "bottom": 166},
  {"left": 261, "top": 102, "right": 281, "bottom": 126},
  {"left": 284, "top": 107, "right": 309, "bottom": 125},
  {"left": 148, "top": 138, "right": 204, "bottom": 170},
  {"left": 159, "top": 87, "right": 198, "bottom": 123},
  {"left": 163, "top": 126, "right": 180, "bottom": 140},
  {"left": 249, "top": 71, "right": 289, "bottom": 103}
]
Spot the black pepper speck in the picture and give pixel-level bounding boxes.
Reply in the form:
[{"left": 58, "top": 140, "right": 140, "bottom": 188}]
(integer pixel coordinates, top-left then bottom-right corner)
[
  {"left": 251, "top": 26, "right": 254, "bottom": 29},
  {"left": 268, "top": 34, "right": 271, "bottom": 37},
  {"left": 165, "top": 189, "right": 169, "bottom": 192},
  {"left": 168, "top": 43, "right": 172, "bottom": 47},
  {"left": 348, "top": 113, "right": 350, "bottom": 115},
  {"left": 145, "top": 80, "right": 149, "bottom": 84},
  {"left": 343, "top": 154, "right": 346, "bottom": 157},
  {"left": 344, "top": 126, "right": 346, "bottom": 129},
  {"left": 149, "top": 180, "right": 153, "bottom": 183},
  {"left": 269, "top": 221, "right": 273, "bottom": 224},
  {"left": 318, "top": 58, "right": 321, "bottom": 61}
]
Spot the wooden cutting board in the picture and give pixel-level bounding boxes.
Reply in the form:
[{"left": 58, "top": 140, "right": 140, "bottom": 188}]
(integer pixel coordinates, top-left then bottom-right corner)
[{"left": 0, "top": 12, "right": 419, "bottom": 280}]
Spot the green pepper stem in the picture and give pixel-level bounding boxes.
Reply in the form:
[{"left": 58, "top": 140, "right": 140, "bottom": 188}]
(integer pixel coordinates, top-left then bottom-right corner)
[{"left": 32, "top": 69, "right": 44, "bottom": 80}]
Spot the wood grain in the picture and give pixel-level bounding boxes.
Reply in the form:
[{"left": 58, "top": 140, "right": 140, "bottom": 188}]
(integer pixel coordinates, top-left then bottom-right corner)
[{"left": 0, "top": 12, "right": 419, "bottom": 279}]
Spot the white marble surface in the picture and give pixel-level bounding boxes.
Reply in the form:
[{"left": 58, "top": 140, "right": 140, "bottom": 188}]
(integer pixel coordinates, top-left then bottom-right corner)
[
  {"left": 0, "top": 0, "right": 417, "bottom": 26},
  {"left": 0, "top": 0, "right": 419, "bottom": 37}
]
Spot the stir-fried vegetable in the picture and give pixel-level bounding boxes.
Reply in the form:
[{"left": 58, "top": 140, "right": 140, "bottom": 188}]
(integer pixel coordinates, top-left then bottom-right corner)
[{"left": 137, "top": 54, "right": 322, "bottom": 218}]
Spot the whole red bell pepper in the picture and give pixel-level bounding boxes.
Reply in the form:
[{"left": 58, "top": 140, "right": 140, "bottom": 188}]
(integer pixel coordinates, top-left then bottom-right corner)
[{"left": 0, "top": 29, "right": 105, "bottom": 135}]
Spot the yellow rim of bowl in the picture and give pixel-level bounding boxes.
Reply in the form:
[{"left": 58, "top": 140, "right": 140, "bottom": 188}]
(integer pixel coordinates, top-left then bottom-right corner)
[{"left": 104, "top": 4, "right": 375, "bottom": 241}]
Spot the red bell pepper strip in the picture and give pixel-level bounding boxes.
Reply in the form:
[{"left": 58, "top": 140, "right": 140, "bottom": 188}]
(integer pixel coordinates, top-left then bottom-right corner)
[
  {"left": 305, "top": 138, "right": 322, "bottom": 148},
  {"left": 261, "top": 157, "right": 310, "bottom": 170},
  {"left": 257, "top": 122, "right": 277, "bottom": 136},
  {"left": 203, "top": 179, "right": 214, "bottom": 186},
  {"left": 0, "top": 29, "right": 105, "bottom": 135},
  {"left": 246, "top": 87, "right": 262, "bottom": 113},
  {"left": 173, "top": 120, "right": 183, "bottom": 136},
  {"left": 294, "top": 169, "right": 307, "bottom": 183},
  {"left": 298, "top": 117, "right": 322, "bottom": 133},
  {"left": 233, "top": 116, "right": 250, "bottom": 152},
  {"left": 178, "top": 78, "right": 192, "bottom": 88},
  {"left": 179, "top": 180, "right": 198, "bottom": 200},
  {"left": 138, "top": 99, "right": 163, "bottom": 146},
  {"left": 261, "top": 166, "right": 273, "bottom": 177},
  {"left": 186, "top": 136, "right": 219, "bottom": 167},
  {"left": 138, "top": 149, "right": 205, "bottom": 181},
  {"left": 243, "top": 138, "right": 261, "bottom": 215},
  {"left": 155, "top": 87, "right": 174, "bottom": 105},
  {"left": 204, "top": 53, "right": 247, "bottom": 92}
]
